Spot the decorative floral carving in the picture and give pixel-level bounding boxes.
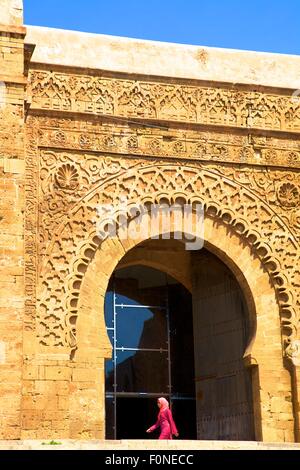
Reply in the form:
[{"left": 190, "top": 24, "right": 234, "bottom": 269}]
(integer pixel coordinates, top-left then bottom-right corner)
[
  {"left": 291, "top": 209, "right": 300, "bottom": 230},
  {"left": 240, "top": 145, "right": 254, "bottom": 161},
  {"left": 173, "top": 141, "right": 185, "bottom": 153},
  {"left": 79, "top": 134, "right": 91, "bottom": 148},
  {"left": 103, "top": 135, "right": 117, "bottom": 148},
  {"left": 277, "top": 183, "right": 300, "bottom": 207},
  {"left": 55, "top": 163, "right": 80, "bottom": 191},
  {"left": 148, "top": 139, "right": 161, "bottom": 153},
  {"left": 288, "top": 152, "right": 299, "bottom": 165},
  {"left": 212, "top": 144, "right": 228, "bottom": 160},
  {"left": 54, "top": 131, "right": 66, "bottom": 144},
  {"left": 195, "top": 142, "right": 207, "bottom": 156},
  {"left": 264, "top": 149, "right": 278, "bottom": 163},
  {"left": 127, "top": 136, "right": 138, "bottom": 149}
]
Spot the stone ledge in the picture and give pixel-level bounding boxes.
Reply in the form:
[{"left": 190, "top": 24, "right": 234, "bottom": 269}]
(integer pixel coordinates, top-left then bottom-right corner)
[
  {"left": 0, "top": 24, "right": 26, "bottom": 36},
  {"left": 0, "top": 74, "right": 28, "bottom": 85}
]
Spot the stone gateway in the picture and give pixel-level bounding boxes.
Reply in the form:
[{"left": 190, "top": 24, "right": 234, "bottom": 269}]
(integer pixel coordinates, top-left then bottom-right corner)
[{"left": 0, "top": 0, "right": 300, "bottom": 442}]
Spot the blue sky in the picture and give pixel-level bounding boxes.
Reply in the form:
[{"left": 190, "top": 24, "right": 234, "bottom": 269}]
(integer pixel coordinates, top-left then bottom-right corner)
[{"left": 24, "top": 0, "right": 300, "bottom": 55}]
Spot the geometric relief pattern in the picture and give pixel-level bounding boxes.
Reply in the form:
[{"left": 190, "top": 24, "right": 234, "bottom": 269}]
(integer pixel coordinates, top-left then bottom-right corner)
[
  {"left": 209, "top": 165, "right": 300, "bottom": 241},
  {"left": 37, "top": 151, "right": 300, "bottom": 362},
  {"left": 25, "top": 118, "right": 39, "bottom": 332},
  {"left": 29, "top": 70, "right": 300, "bottom": 134},
  {"left": 35, "top": 117, "right": 300, "bottom": 170}
]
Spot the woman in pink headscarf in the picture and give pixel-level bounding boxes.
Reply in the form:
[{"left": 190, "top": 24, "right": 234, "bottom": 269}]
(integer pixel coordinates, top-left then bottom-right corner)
[{"left": 146, "top": 397, "right": 179, "bottom": 439}]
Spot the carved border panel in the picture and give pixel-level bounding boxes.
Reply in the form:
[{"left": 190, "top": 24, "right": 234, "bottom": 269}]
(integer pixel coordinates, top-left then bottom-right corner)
[
  {"left": 29, "top": 70, "right": 300, "bottom": 135},
  {"left": 36, "top": 117, "right": 300, "bottom": 169},
  {"left": 24, "top": 117, "right": 39, "bottom": 331}
]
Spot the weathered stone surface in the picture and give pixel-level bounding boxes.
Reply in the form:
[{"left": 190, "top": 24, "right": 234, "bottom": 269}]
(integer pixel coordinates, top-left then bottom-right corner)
[
  {"left": 26, "top": 25, "right": 300, "bottom": 89},
  {"left": 0, "top": 0, "right": 23, "bottom": 26},
  {"left": 0, "top": 0, "right": 26, "bottom": 441}
]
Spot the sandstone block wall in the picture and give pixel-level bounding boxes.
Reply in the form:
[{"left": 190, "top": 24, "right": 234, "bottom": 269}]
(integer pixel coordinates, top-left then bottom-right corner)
[{"left": 0, "top": 1, "right": 25, "bottom": 438}]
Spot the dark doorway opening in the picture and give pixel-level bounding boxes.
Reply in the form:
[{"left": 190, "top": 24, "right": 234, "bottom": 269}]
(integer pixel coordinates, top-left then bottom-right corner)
[
  {"left": 104, "top": 265, "right": 196, "bottom": 439},
  {"left": 104, "top": 247, "right": 255, "bottom": 441}
]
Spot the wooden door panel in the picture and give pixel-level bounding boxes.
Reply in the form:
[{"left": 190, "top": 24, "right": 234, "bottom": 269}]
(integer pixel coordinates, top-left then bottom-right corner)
[{"left": 192, "top": 251, "right": 255, "bottom": 440}]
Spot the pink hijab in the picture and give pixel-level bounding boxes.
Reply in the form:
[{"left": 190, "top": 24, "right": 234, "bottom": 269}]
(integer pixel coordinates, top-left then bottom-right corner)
[{"left": 158, "top": 397, "right": 169, "bottom": 413}]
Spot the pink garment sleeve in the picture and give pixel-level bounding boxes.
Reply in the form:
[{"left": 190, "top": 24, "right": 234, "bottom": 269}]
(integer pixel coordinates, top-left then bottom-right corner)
[
  {"left": 148, "top": 417, "right": 160, "bottom": 432},
  {"left": 166, "top": 409, "right": 178, "bottom": 435}
]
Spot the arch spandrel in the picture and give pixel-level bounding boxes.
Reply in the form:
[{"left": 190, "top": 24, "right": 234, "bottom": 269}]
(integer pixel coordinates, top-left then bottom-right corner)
[{"left": 37, "top": 158, "right": 300, "bottom": 363}]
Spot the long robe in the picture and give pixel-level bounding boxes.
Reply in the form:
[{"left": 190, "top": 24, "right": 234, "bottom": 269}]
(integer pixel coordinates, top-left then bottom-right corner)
[{"left": 149, "top": 408, "right": 178, "bottom": 439}]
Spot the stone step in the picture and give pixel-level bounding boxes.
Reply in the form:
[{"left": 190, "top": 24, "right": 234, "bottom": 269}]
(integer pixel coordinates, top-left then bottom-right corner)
[{"left": 0, "top": 440, "right": 300, "bottom": 450}]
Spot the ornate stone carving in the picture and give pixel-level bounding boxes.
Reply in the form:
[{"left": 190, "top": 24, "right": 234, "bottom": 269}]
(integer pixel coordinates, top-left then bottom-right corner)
[
  {"left": 55, "top": 163, "right": 80, "bottom": 191},
  {"left": 210, "top": 165, "right": 300, "bottom": 240},
  {"left": 277, "top": 183, "right": 300, "bottom": 208},
  {"left": 288, "top": 152, "right": 299, "bottom": 165},
  {"left": 127, "top": 135, "right": 138, "bottom": 149},
  {"left": 34, "top": 148, "right": 299, "bottom": 358},
  {"left": 24, "top": 116, "right": 39, "bottom": 331},
  {"left": 35, "top": 116, "right": 300, "bottom": 170},
  {"left": 28, "top": 70, "right": 300, "bottom": 134},
  {"left": 148, "top": 138, "right": 161, "bottom": 153},
  {"left": 24, "top": 98, "right": 300, "bottom": 364},
  {"left": 286, "top": 340, "right": 300, "bottom": 366}
]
